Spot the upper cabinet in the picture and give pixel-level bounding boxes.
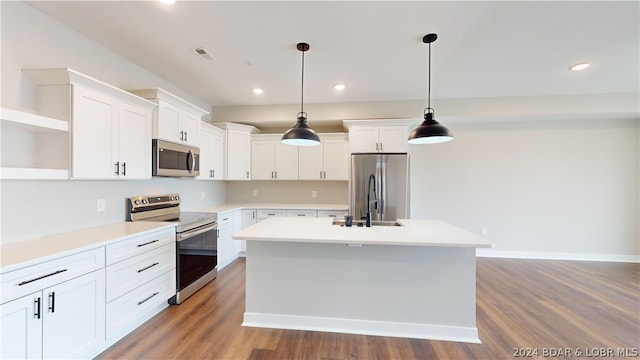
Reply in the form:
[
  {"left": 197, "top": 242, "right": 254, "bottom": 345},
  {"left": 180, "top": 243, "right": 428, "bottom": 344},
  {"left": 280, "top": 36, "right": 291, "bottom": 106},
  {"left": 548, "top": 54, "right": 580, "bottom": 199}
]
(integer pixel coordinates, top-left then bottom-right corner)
[
  {"left": 344, "top": 119, "right": 416, "bottom": 153},
  {"left": 298, "top": 133, "right": 349, "bottom": 180},
  {"left": 251, "top": 135, "right": 299, "bottom": 180},
  {"left": 24, "top": 68, "right": 155, "bottom": 179},
  {"left": 128, "top": 88, "right": 209, "bottom": 147},
  {"left": 197, "top": 122, "right": 226, "bottom": 180},
  {"left": 213, "top": 122, "right": 260, "bottom": 180}
]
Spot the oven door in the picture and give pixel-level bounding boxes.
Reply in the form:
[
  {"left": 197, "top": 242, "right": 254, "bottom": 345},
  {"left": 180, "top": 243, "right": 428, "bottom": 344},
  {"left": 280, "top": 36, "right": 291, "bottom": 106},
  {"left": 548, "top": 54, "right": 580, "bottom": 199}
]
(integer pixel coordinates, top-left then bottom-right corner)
[{"left": 176, "top": 223, "right": 217, "bottom": 294}]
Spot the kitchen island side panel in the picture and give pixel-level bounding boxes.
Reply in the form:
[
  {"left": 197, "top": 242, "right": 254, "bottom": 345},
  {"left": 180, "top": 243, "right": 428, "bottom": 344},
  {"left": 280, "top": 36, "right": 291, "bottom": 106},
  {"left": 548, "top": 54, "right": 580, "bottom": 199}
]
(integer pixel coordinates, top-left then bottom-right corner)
[{"left": 244, "top": 241, "right": 478, "bottom": 341}]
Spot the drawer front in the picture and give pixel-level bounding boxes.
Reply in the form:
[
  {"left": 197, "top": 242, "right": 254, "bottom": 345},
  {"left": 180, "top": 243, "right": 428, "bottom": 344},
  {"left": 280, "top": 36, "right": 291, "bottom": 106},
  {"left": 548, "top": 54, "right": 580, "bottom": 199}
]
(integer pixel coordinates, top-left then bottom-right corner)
[
  {"left": 218, "top": 212, "right": 233, "bottom": 225},
  {"left": 256, "top": 209, "right": 285, "bottom": 219},
  {"left": 106, "top": 228, "right": 175, "bottom": 265},
  {"left": 285, "top": 210, "right": 317, "bottom": 217},
  {"left": 1, "top": 248, "right": 105, "bottom": 304},
  {"left": 317, "top": 210, "right": 349, "bottom": 218},
  {"left": 106, "top": 244, "right": 175, "bottom": 302},
  {"left": 106, "top": 269, "right": 175, "bottom": 339}
]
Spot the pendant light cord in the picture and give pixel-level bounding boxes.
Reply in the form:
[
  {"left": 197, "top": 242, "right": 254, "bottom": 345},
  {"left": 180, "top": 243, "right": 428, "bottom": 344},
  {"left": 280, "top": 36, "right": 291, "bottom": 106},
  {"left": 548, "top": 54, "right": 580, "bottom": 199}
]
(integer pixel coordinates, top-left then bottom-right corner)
[
  {"left": 427, "top": 41, "right": 431, "bottom": 111},
  {"left": 300, "top": 49, "right": 305, "bottom": 116}
]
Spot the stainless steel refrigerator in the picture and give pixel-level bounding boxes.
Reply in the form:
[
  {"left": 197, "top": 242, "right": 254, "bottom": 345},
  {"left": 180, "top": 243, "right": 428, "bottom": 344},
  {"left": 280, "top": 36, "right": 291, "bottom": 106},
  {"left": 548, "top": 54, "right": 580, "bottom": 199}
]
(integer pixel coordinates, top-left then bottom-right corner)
[{"left": 350, "top": 153, "right": 410, "bottom": 221}]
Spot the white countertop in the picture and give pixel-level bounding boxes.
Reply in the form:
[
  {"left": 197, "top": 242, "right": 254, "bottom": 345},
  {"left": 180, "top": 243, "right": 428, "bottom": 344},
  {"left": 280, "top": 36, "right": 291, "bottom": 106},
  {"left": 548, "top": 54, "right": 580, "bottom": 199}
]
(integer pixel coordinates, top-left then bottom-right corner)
[
  {"left": 197, "top": 203, "right": 348, "bottom": 214},
  {"left": 1, "top": 222, "right": 176, "bottom": 273},
  {"left": 232, "top": 217, "right": 494, "bottom": 248}
]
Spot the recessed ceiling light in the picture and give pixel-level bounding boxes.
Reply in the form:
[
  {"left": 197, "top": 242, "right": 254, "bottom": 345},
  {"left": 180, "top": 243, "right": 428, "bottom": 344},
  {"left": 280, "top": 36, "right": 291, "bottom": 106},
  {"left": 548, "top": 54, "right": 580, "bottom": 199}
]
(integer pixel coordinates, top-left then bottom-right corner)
[
  {"left": 334, "top": 84, "right": 346, "bottom": 91},
  {"left": 159, "top": 0, "right": 176, "bottom": 4},
  {"left": 569, "top": 62, "right": 591, "bottom": 71},
  {"left": 252, "top": 88, "right": 264, "bottom": 95}
]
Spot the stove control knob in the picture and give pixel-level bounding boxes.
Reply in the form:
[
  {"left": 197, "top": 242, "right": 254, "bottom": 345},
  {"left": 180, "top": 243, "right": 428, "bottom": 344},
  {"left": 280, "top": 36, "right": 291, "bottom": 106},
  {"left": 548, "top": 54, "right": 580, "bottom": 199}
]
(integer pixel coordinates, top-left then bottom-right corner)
[
  {"left": 142, "top": 199, "right": 148, "bottom": 204},
  {"left": 134, "top": 200, "right": 140, "bottom": 205},
  {"left": 175, "top": 195, "right": 180, "bottom": 201}
]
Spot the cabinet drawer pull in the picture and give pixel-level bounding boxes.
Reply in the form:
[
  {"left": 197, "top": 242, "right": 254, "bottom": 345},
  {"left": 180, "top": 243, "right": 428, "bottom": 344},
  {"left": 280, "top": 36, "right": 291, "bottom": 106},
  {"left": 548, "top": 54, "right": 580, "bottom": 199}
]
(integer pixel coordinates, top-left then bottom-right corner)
[
  {"left": 17, "top": 269, "right": 68, "bottom": 286},
  {"left": 137, "top": 292, "right": 160, "bottom": 306},
  {"left": 137, "top": 239, "right": 159, "bottom": 248},
  {"left": 137, "top": 262, "right": 160, "bottom": 273},
  {"left": 48, "top": 292, "right": 56, "bottom": 313},
  {"left": 34, "top": 297, "right": 41, "bottom": 319},
  {"left": 297, "top": 214, "right": 305, "bottom": 216}
]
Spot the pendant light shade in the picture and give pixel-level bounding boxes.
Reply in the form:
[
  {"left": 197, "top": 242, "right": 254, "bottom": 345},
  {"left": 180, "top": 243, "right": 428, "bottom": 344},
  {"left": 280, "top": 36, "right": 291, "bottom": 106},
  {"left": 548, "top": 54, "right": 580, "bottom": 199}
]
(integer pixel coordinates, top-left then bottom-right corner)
[
  {"left": 408, "top": 33, "right": 454, "bottom": 145},
  {"left": 282, "top": 43, "right": 320, "bottom": 147}
]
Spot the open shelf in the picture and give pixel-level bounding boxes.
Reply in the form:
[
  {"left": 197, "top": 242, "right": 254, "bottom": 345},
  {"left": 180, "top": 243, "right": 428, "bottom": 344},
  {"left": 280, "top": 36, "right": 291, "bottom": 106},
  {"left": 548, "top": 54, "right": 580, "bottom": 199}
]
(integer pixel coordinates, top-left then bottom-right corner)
[{"left": 1, "top": 108, "right": 70, "bottom": 180}]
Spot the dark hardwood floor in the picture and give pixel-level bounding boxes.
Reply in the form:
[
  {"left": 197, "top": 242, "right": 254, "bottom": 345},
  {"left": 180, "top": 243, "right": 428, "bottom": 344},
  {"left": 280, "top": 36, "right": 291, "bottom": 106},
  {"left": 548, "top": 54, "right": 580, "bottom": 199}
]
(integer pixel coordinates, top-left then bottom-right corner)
[{"left": 97, "top": 257, "right": 639, "bottom": 359}]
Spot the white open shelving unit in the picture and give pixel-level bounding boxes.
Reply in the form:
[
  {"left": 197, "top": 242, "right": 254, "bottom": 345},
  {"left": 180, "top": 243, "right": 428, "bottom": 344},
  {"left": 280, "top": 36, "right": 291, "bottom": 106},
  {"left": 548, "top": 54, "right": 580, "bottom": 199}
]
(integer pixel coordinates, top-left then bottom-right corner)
[{"left": 1, "top": 107, "right": 70, "bottom": 179}]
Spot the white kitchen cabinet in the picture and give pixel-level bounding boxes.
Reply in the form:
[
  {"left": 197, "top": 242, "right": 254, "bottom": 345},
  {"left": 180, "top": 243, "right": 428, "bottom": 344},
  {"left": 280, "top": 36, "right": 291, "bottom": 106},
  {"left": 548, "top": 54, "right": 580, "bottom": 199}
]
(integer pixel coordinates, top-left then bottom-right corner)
[
  {"left": 317, "top": 210, "right": 349, "bottom": 218},
  {"left": 256, "top": 209, "right": 286, "bottom": 221},
  {"left": 213, "top": 122, "right": 259, "bottom": 180},
  {"left": 197, "top": 122, "right": 225, "bottom": 180},
  {"left": 348, "top": 125, "right": 408, "bottom": 153},
  {"left": 232, "top": 210, "right": 243, "bottom": 256},
  {"left": 239, "top": 209, "right": 257, "bottom": 255},
  {"left": 251, "top": 135, "right": 299, "bottom": 180},
  {"left": 0, "top": 108, "right": 69, "bottom": 180},
  {"left": 24, "top": 68, "right": 154, "bottom": 179},
  {"left": 1, "top": 267, "right": 106, "bottom": 360},
  {"left": 285, "top": 210, "right": 317, "bottom": 217},
  {"left": 298, "top": 134, "right": 348, "bottom": 180},
  {"left": 104, "top": 227, "right": 176, "bottom": 341},
  {"left": 1, "top": 293, "right": 43, "bottom": 359},
  {"left": 128, "top": 88, "right": 208, "bottom": 147},
  {"left": 217, "top": 212, "right": 235, "bottom": 270}
]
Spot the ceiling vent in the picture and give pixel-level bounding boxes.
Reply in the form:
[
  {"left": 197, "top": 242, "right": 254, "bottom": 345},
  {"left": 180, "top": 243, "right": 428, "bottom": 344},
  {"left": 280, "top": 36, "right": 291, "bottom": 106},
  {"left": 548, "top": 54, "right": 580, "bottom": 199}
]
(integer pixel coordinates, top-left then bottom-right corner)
[{"left": 193, "top": 47, "right": 214, "bottom": 60}]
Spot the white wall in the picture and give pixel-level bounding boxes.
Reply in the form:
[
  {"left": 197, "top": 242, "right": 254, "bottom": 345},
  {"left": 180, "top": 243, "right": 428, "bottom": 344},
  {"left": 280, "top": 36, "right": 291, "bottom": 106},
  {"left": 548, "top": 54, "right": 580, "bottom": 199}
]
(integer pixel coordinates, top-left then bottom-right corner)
[
  {"left": 409, "top": 119, "right": 639, "bottom": 261},
  {"left": 0, "top": 2, "right": 225, "bottom": 243}
]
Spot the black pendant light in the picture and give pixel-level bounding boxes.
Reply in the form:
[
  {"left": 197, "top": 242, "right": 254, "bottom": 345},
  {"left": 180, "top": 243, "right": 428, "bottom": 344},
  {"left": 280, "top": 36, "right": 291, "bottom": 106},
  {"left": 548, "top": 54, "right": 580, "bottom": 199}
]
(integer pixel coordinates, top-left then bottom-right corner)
[
  {"left": 408, "top": 33, "right": 454, "bottom": 144},
  {"left": 282, "top": 42, "right": 320, "bottom": 147}
]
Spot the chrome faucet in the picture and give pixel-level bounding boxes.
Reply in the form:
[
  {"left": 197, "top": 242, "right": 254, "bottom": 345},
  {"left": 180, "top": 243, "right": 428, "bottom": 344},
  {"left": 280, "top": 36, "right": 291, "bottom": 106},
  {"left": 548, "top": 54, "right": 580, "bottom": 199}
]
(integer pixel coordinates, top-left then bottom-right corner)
[{"left": 366, "top": 173, "right": 378, "bottom": 227}]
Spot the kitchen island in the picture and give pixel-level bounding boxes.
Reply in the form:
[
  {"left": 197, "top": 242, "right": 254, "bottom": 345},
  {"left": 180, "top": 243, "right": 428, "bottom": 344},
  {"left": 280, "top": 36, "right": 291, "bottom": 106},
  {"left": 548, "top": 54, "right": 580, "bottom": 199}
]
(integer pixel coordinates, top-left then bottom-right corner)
[{"left": 232, "top": 217, "right": 493, "bottom": 343}]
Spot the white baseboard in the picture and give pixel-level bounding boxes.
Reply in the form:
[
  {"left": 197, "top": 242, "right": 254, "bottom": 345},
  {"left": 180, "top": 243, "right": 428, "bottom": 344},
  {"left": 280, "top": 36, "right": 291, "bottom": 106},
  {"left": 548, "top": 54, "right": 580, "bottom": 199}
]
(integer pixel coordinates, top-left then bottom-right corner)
[
  {"left": 476, "top": 249, "right": 640, "bottom": 263},
  {"left": 242, "top": 312, "right": 481, "bottom": 344}
]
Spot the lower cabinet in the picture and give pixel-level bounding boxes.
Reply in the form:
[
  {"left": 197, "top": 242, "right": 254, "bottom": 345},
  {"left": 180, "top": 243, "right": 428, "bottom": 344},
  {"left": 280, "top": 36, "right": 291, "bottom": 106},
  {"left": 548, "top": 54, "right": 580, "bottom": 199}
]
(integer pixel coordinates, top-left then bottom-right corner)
[
  {"left": 0, "top": 227, "right": 177, "bottom": 360},
  {"left": 104, "top": 228, "right": 176, "bottom": 342},
  {"left": 1, "top": 268, "right": 106, "bottom": 360},
  {"left": 217, "top": 212, "right": 235, "bottom": 270},
  {"left": 239, "top": 209, "right": 258, "bottom": 255}
]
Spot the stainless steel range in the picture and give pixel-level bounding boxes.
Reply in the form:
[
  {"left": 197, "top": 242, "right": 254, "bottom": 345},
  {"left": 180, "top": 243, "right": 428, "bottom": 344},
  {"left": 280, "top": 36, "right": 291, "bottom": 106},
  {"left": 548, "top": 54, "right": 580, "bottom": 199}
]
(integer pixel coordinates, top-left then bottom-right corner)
[{"left": 127, "top": 194, "right": 217, "bottom": 305}]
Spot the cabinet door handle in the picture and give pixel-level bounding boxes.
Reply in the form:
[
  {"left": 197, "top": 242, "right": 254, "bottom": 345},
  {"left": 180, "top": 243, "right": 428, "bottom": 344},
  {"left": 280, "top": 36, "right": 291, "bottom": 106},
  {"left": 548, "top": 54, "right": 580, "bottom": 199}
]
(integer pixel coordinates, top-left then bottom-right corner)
[
  {"left": 274, "top": 171, "right": 277, "bottom": 179},
  {"left": 34, "top": 297, "right": 41, "bottom": 319},
  {"left": 180, "top": 130, "right": 184, "bottom": 141},
  {"left": 380, "top": 142, "right": 383, "bottom": 151},
  {"left": 212, "top": 169, "right": 215, "bottom": 178},
  {"left": 184, "top": 131, "right": 188, "bottom": 142},
  {"left": 323, "top": 171, "right": 327, "bottom": 178},
  {"left": 115, "top": 161, "right": 120, "bottom": 175},
  {"left": 137, "top": 262, "right": 159, "bottom": 273},
  {"left": 246, "top": 171, "right": 249, "bottom": 179},
  {"left": 137, "top": 292, "right": 160, "bottom": 306},
  {"left": 18, "top": 269, "right": 67, "bottom": 286},
  {"left": 122, "top": 162, "right": 126, "bottom": 176},
  {"left": 137, "top": 239, "right": 159, "bottom": 248},
  {"left": 48, "top": 292, "right": 55, "bottom": 313}
]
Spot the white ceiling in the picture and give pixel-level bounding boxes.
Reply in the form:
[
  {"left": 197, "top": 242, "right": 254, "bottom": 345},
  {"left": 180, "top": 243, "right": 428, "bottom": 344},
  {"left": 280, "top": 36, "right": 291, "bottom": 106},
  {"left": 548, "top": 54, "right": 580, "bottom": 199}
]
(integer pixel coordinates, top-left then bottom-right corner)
[{"left": 26, "top": 1, "right": 639, "bottom": 108}]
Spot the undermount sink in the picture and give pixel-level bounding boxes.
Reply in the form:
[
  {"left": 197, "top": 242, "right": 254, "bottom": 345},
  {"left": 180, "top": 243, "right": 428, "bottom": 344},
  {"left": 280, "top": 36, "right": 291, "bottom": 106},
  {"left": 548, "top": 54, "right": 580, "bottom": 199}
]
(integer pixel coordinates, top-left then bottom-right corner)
[{"left": 332, "top": 219, "right": 402, "bottom": 227}]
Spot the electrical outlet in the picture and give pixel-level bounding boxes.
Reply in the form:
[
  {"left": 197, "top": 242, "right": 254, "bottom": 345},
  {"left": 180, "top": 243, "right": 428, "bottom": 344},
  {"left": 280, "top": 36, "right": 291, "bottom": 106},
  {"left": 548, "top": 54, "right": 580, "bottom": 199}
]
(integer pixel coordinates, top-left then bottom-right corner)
[
  {"left": 97, "top": 199, "right": 106, "bottom": 212},
  {"left": 481, "top": 227, "right": 487, "bottom": 236},
  {"left": 312, "top": 190, "right": 317, "bottom": 198},
  {"left": 252, "top": 189, "right": 258, "bottom": 197}
]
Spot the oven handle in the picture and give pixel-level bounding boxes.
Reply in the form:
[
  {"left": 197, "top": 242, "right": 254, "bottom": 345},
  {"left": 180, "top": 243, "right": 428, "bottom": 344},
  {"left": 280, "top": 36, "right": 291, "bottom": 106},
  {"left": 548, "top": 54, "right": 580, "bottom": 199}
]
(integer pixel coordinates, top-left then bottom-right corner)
[{"left": 177, "top": 224, "right": 217, "bottom": 242}]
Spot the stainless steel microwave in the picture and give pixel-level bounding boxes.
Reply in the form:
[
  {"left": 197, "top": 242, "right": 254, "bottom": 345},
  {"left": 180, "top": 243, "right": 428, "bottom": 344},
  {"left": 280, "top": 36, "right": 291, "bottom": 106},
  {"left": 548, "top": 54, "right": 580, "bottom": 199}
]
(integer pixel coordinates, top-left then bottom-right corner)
[{"left": 152, "top": 139, "right": 200, "bottom": 177}]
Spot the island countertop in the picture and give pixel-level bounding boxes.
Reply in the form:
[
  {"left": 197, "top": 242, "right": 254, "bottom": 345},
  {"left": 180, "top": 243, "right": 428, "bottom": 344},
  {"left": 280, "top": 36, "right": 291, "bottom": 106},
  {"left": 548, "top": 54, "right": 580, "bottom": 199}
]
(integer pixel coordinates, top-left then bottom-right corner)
[{"left": 232, "top": 217, "right": 494, "bottom": 248}]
